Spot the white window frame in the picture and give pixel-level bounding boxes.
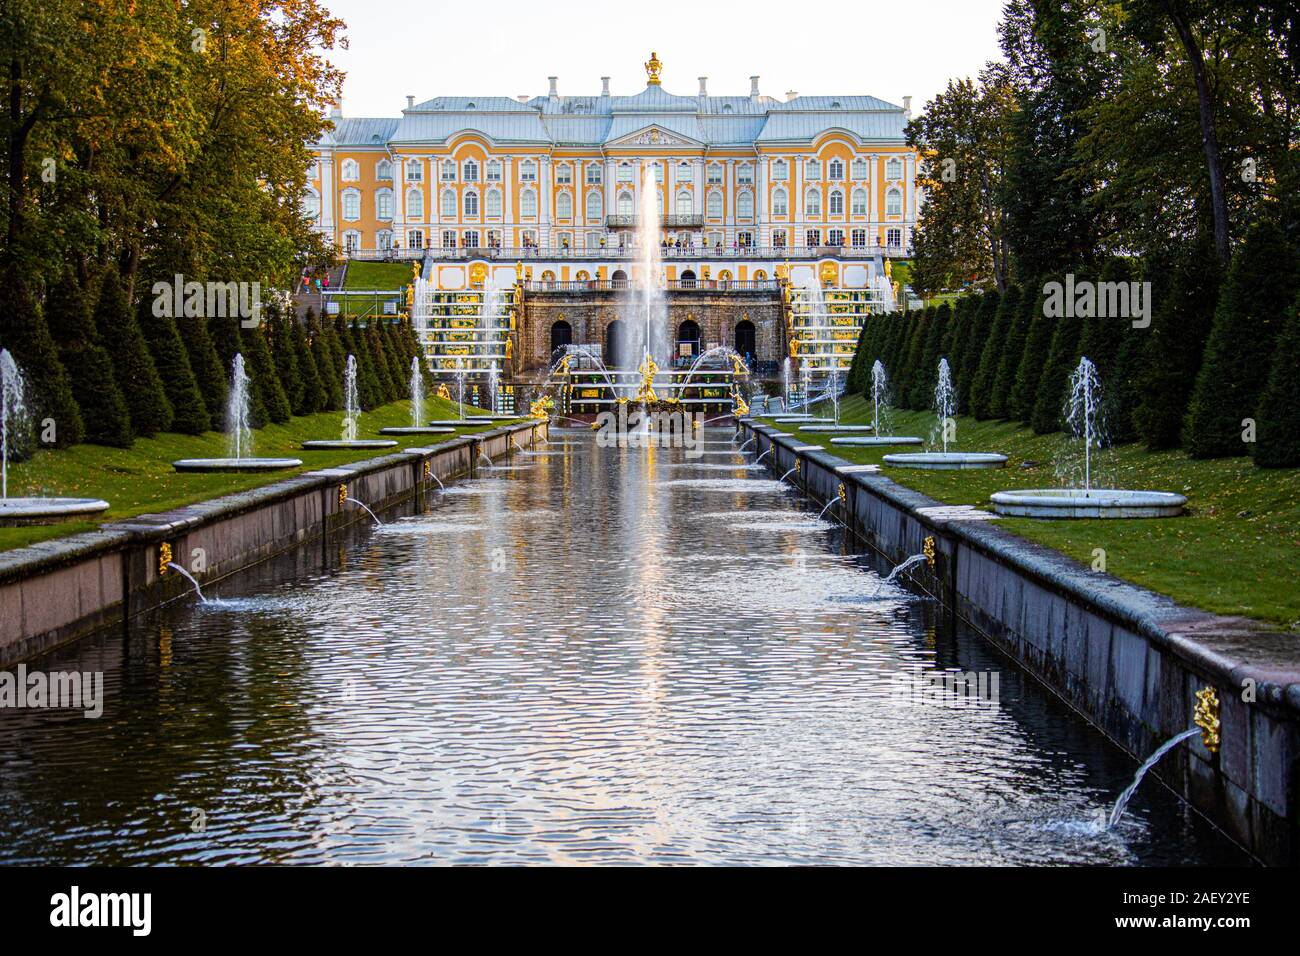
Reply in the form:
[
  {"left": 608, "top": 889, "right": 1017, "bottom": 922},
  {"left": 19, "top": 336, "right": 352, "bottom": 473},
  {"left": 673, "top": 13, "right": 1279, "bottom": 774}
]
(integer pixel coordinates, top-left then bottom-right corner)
[
  {"left": 886, "top": 186, "right": 903, "bottom": 217},
  {"left": 556, "top": 163, "right": 572, "bottom": 184},
  {"left": 463, "top": 190, "right": 479, "bottom": 218},
  {"left": 341, "top": 187, "right": 361, "bottom": 221},
  {"left": 772, "top": 187, "right": 788, "bottom": 217},
  {"left": 585, "top": 191, "right": 602, "bottom": 221},
  {"left": 886, "top": 157, "right": 904, "bottom": 180},
  {"left": 486, "top": 159, "right": 502, "bottom": 181},
  {"left": 851, "top": 187, "right": 868, "bottom": 216},
  {"left": 556, "top": 190, "right": 573, "bottom": 220},
  {"left": 851, "top": 157, "right": 868, "bottom": 180},
  {"left": 829, "top": 189, "right": 844, "bottom": 216},
  {"left": 771, "top": 159, "right": 788, "bottom": 181},
  {"left": 463, "top": 159, "right": 479, "bottom": 182},
  {"left": 520, "top": 160, "right": 538, "bottom": 182},
  {"left": 585, "top": 164, "right": 602, "bottom": 185},
  {"left": 805, "top": 187, "right": 822, "bottom": 217},
  {"left": 340, "top": 159, "right": 359, "bottom": 182},
  {"left": 485, "top": 188, "right": 502, "bottom": 218},
  {"left": 376, "top": 159, "right": 393, "bottom": 181},
  {"left": 440, "top": 159, "right": 456, "bottom": 181},
  {"left": 736, "top": 189, "right": 754, "bottom": 219},
  {"left": 706, "top": 190, "right": 723, "bottom": 219},
  {"left": 520, "top": 188, "right": 538, "bottom": 218},
  {"left": 375, "top": 187, "right": 394, "bottom": 221},
  {"left": 406, "top": 187, "right": 424, "bottom": 220},
  {"left": 405, "top": 161, "right": 423, "bottom": 182},
  {"left": 706, "top": 163, "right": 723, "bottom": 185},
  {"left": 440, "top": 189, "right": 456, "bottom": 219}
]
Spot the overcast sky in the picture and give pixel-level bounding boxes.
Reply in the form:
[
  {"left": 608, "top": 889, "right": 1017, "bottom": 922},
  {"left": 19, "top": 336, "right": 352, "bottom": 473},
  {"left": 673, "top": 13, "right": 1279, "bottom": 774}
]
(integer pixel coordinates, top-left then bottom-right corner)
[{"left": 322, "top": 0, "right": 1008, "bottom": 117}]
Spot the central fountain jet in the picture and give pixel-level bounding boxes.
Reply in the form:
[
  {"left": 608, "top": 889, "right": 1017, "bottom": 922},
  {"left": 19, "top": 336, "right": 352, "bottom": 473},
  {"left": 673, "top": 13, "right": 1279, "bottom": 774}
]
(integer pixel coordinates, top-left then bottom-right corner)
[{"left": 628, "top": 163, "right": 667, "bottom": 403}]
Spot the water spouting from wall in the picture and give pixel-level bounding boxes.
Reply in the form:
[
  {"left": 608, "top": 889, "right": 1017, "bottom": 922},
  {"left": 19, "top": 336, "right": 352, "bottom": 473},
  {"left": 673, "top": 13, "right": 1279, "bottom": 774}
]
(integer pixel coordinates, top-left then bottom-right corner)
[
  {"left": 0, "top": 349, "right": 28, "bottom": 499},
  {"left": 225, "top": 354, "right": 254, "bottom": 461},
  {"left": 341, "top": 354, "right": 359, "bottom": 442}
]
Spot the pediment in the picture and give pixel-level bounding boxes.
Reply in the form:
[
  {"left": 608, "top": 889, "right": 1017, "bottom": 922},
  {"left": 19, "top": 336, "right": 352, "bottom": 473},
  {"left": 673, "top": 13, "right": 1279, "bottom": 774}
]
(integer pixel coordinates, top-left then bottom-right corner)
[{"left": 607, "top": 125, "right": 700, "bottom": 148}]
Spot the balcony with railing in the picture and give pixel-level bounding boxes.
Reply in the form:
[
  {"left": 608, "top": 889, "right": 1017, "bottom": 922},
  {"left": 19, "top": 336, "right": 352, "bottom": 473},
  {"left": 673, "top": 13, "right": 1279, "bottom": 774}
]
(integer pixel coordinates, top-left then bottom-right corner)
[
  {"left": 347, "top": 243, "right": 908, "bottom": 263},
  {"left": 524, "top": 279, "right": 779, "bottom": 294},
  {"left": 605, "top": 214, "right": 705, "bottom": 229}
]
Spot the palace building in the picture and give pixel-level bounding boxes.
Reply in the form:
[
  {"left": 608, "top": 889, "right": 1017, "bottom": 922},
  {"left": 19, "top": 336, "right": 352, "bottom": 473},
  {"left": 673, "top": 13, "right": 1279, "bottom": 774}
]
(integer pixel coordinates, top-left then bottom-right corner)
[{"left": 306, "top": 54, "right": 919, "bottom": 404}]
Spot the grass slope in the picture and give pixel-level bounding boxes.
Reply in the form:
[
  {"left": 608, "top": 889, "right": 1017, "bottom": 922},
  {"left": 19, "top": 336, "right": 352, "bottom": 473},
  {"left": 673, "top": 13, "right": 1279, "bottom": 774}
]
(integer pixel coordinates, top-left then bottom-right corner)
[
  {"left": 763, "top": 396, "right": 1300, "bottom": 627},
  {"left": 1, "top": 395, "right": 516, "bottom": 553},
  {"left": 342, "top": 261, "right": 414, "bottom": 291}
]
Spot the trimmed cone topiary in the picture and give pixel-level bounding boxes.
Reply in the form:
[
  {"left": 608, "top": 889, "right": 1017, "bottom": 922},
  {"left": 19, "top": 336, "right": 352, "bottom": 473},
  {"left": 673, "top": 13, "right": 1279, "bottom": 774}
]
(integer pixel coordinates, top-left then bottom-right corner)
[
  {"left": 94, "top": 265, "right": 172, "bottom": 438},
  {"left": 0, "top": 266, "right": 84, "bottom": 450},
  {"left": 270, "top": 306, "right": 304, "bottom": 415},
  {"left": 990, "top": 279, "right": 1039, "bottom": 420},
  {"left": 310, "top": 312, "right": 342, "bottom": 411},
  {"left": 1008, "top": 279, "right": 1053, "bottom": 423},
  {"left": 957, "top": 291, "right": 998, "bottom": 414},
  {"left": 292, "top": 317, "right": 326, "bottom": 416},
  {"left": 44, "top": 267, "right": 132, "bottom": 448},
  {"left": 970, "top": 285, "right": 1021, "bottom": 420},
  {"left": 138, "top": 295, "right": 209, "bottom": 435},
  {"left": 244, "top": 319, "right": 291, "bottom": 425},
  {"left": 175, "top": 310, "right": 228, "bottom": 427},
  {"left": 1184, "top": 220, "right": 1300, "bottom": 458},
  {"left": 1253, "top": 291, "right": 1300, "bottom": 468}
]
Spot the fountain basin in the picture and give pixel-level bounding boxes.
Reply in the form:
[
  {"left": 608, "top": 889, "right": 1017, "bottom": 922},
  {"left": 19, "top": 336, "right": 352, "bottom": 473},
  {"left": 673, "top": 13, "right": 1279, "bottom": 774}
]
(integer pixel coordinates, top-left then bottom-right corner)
[
  {"left": 0, "top": 497, "right": 111, "bottom": 525},
  {"left": 428, "top": 419, "right": 490, "bottom": 427},
  {"left": 771, "top": 416, "right": 832, "bottom": 424},
  {"left": 990, "top": 488, "right": 1187, "bottom": 519},
  {"left": 830, "top": 436, "right": 923, "bottom": 447},
  {"left": 172, "top": 458, "right": 303, "bottom": 473},
  {"left": 884, "top": 452, "right": 1008, "bottom": 470},
  {"left": 378, "top": 427, "right": 456, "bottom": 436},
  {"left": 799, "top": 425, "right": 876, "bottom": 433},
  {"left": 301, "top": 440, "right": 399, "bottom": 451}
]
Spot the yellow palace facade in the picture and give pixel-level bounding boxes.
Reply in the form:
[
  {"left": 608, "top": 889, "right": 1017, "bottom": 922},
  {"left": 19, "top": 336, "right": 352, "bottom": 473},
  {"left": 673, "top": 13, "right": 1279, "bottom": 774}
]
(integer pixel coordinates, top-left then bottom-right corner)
[{"left": 307, "top": 54, "right": 917, "bottom": 272}]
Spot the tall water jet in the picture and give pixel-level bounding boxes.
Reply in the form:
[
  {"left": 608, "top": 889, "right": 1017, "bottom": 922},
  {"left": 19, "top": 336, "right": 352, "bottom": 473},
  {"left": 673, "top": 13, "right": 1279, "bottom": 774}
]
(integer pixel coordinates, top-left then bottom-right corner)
[
  {"left": 629, "top": 163, "right": 667, "bottom": 401},
  {"left": 174, "top": 353, "right": 303, "bottom": 472},
  {"left": 882, "top": 358, "right": 1006, "bottom": 469},
  {"left": 992, "top": 356, "right": 1186, "bottom": 517},
  {"left": 782, "top": 357, "right": 792, "bottom": 412},
  {"left": 0, "top": 350, "right": 110, "bottom": 523},
  {"left": 830, "top": 359, "right": 922, "bottom": 448},
  {"left": 302, "top": 353, "right": 397, "bottom": 450},
  {"left": 380, "top": 356, "right": 455, "bottom": 436}
]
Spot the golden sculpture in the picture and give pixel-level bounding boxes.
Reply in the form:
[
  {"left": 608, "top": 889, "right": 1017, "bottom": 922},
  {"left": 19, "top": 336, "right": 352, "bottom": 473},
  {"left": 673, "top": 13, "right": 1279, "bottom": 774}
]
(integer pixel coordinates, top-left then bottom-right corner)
[
  {"left": 645, "top": 51, "right": 663, "bottom": 86},
  {"left": 158, "top": 542, "right": 173, "bottom": 576},
  {"left": 1194, "top": 686, "right": 1221, "bottom": 753},
  {"left": 884, "top": 258, "right": 893, "bottom": 279},
  {"left": 505, "top": 338, "right": 513, "bottom": 361},
  {"left": 437, "top": 383, "right": 451, "bottom": 400},
  {"left": 515, "top": 260, "right": 524, "bottom": 282},
  {"left": 469, "top": 262, "right": 487, "bottom": 287},
  {"left": 838, "top": 482, "right": 847, "bottom": 506},
  {"left": 923, "top": 535, "right": 936, "bottom": 570},
  {"left": 529, "top": 396, "right": 554, "bottom": 420},
  {"left": 422, "top": 459, "right": 432, "bottom": 480},
  {"left": 337, "top": 483, "right": 348, "bottom": 508},
  {"left": 634, "top": 353, "right": 659, "bottom": 403}
]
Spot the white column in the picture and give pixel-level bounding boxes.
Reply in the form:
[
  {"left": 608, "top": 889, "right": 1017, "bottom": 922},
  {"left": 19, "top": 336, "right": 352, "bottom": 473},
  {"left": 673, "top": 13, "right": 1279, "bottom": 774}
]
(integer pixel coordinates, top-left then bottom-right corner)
[
  {"left": 502, "top": 156, "right": 513, "bottom": 246},
  {"left": 724, "top": 160, "right": 735, "bottom": 244},
  {"left": 792, "top": 157, "right": 803, "bottom": 245},
  {"left": 539, "top": 156, "right": 552, "bottom": 247},
  {"left": 320, "top": 155, "right": 335, "bottom": 245},
  {"left": 756, "top": 157, "right": 768, "bottom": 246},
  {"left": 692, "top": 159, "right": 704, "bottom": 216},
  {"left": 392, "top": 156, "right": 405, "bottom": 244}
]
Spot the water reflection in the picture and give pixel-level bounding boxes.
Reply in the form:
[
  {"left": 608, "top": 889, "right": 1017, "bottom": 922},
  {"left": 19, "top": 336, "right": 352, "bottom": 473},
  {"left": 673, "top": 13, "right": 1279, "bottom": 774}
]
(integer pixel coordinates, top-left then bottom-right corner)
[{"left": 0, "top": 431, "right": 1244, "bottom": 865}]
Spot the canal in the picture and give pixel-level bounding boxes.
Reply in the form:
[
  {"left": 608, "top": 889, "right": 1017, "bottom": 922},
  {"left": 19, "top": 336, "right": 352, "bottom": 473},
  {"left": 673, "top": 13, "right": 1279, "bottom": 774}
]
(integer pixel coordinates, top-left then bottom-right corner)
[{"left": 0, "top": 429, "right": 1245, "bottom": 864}]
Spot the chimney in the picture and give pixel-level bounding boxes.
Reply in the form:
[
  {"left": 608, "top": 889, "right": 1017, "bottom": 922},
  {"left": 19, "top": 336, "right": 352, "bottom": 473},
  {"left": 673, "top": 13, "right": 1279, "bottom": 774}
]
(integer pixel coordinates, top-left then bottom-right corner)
[
  {"left": 329, "top": 99, "right": 342, "bottom": 118},
  {"left": 517, "top": 94, "right": 529, "bottom": 103},
  {"left": 785, "top": 90, "right": 798, "bottom": 102},
  {"left": 601, "top": 77, "right": 611, "bottom": 96},
  {"left": 750, "top": 76, "right": 761, "bottom": 99},
  {"left": 405, "top": 95, "right": 414, "bottom": 110},
  {"left": 903, "top": 95, "right": 913, "bottom": 119},
  {"left": 548, "top": 76, "right": 558, "bottom": 99},
  {"left": 698, "top": 76, "right": 708, "bottom": 97}
]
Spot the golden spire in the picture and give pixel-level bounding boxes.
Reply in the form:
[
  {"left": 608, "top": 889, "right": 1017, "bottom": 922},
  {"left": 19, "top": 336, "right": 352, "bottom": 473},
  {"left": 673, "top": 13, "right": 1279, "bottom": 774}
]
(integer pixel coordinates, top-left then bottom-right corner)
[{"left": 645, "top": 51, "right": 663, "bottom": 86}]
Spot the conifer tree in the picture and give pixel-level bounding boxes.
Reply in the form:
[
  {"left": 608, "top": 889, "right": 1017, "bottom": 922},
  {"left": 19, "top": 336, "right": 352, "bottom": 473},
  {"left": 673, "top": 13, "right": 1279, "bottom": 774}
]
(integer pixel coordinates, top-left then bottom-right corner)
[
  {"left": 176, "top": 310, "right": 228, "bottom": 427},
  {"left": 292, "top": 317, "right": 326, "bottom": 416},
  {"left": 1253, "top": 291, "right": 1300, "bottom": 468},
  {"left": 310, "top": 312, "right": 343, "bottom": 410},
  {"left": 1185, "top": 221, "right": 1300, "bottom": 458},
  {"left": 0, "top": 267, "right": 84, "bottom": 449},
  {"left": 270, "top": 307, "right": 304, "bottom": 414},
  {"left": 244, "top": 319, "right": 291, "bottom": 424},
  {"left": 1009, "top": 283, "right": 1055, "bottom": 424},
  {"left": 990, "top": 280, "right": 1039, "bottom": 419},
  {"left": 970, "top": 285, "right": 1020, "bottom": 419},
  {"left": 139, "top": 296, "right": 210, "bottom": 435},
  {"left": 94, "top": 265, "right": 173, "bottom": 438},
  {"left": 957, "top": 291, "right": 998, "bottom": 414},
  {"left": 896, "top": 309, "right": 931, "bottom": 409},
  {"left": 1029, "top": 313, "right": 1084, "bottom": 435},
  {"left": 911, "top": 302, "right": 951, "bottom": 409},
  {"left": 44, "top": 267, "right": 132, "bottom": 448}
]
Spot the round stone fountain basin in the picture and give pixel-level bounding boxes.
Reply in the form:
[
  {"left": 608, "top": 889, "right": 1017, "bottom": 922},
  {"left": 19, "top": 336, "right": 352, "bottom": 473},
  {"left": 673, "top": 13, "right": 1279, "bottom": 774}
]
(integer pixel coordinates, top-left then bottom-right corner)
[
  {"left": 799, "top": 425, "right": 876, "bottom": 433},
  {"left": 990, "top": 488, "right": 1187, "bottom": 519},
  {"left": 772, "top": 416, "right": 834, "bottom": 424},
  {"left": 378, "top": 426, "right": 456, "bottom": 436},
  {"left": 300, "top": 439, "right": 399, "bottom": 451},
  {"left": 830, "top": 436, "right": 923, "bottom": 447},
  {"left": 884, "top": 452, "right": 1008, "bottom": 470},
  {"left": 172, "top": 458, "right": 303, "bottom": 473},
  {"left": 0, "top": 497, "right": 111, "bottom": 525}
]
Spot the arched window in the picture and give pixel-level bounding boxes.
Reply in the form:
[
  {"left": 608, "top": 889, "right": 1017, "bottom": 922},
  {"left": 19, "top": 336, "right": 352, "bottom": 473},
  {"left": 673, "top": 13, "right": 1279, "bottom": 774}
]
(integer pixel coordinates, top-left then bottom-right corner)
[
  {"left": 806, "top": 158, "right": 822, "bottom": 180},
  {"left": 341, "top": 188, "right": 360, "bottom": 221},
  {"left": 736, "top": 190, "right": 754, "bottom": 219},
  {"left": 405, "top": 187, "right": 423, "bottom": 219},
  {"left": 734, "top": 320, "right": 756, "bottom": 361},
  {"left": 485, "top": 189, "right": 502, "bottom": 218},
  {"left": 706, "top": 190, "right": 723, "bottom": 218},
  {"left": 463, "top": 159, "right": 479, "bottom": 182},
  {"left": 851, "top": 188, "right": 868, "bottom": 216},
  {"left": 520, "top": 188, "right": 537, "bottom": 218},
  {"left": 376, "top": 229, "right": 393, "bottom": 251},
  {"left": 676, "top": 319, "right": 701, "bottom": 357},
  {"left": 772, "top": 158, "right": 788, "bottom": 181},
  {"left": 604, "top": 319, "right": 626, "bottom": 368},
  {"left": 441, "top": 159, "right": 456, "bottom": 181},
  {"left": 617, "top": 192, "right": 634, "bottom": 216},
  {"left": 829, "top": 189, "right": 844, "bottom": 216},
  {"left": 341, "top": 159, "right": 359, "bottom": 182},
  {"left": 677, "top": 161, "right": 691, "bottom": 183},
  {"left": 886, "top": 157, "right": 904, "bottom": 180},
  {"left": 886, "top": 186, "right": 903, "bottom": 216},
  {"left": 375, "top": 188, "right": 394, "bottom": 220},
  {"left": 463, "top": 190, "right": 479, "bottom": 217},
  {"left": 301, "top": 187, "right": 320, "bottom": 221},
  {"left": 772, "top": 188, "right": 788, "bottom": 217},
  {"left": 707, "top": 163, "right": 723, "bottom": 184},
  {"left": 556, "top": 191, "right": 573, "bottom": 220},
  {"left": 675, "top": 191, "right": 692, "bottom": 216},
  {"left": 851, "top": 157, "right": 868, "bottom": 180},
  {"left": 376, "top": 160, "right": 393, "bottom": 181},
  {"left": 486, "top": 159, "right": 502, "bottom": 181},
  {"left": 439, "top": 189, "right": 456, "bottom": 219},
  {"left": 828, "top": 158, "right": 845, "bottom": 180},
  {"left": 805, "top": 188, "right": 822, "bottom": 216},
  {"left": 585, "top": 191, "right": 602, "bottom": 220},
  {"left": 520, "top": 160, "right": 537, "bottom": 182},
  {"left": 550, "top": 320, "right": 573, "bottom": 357}
]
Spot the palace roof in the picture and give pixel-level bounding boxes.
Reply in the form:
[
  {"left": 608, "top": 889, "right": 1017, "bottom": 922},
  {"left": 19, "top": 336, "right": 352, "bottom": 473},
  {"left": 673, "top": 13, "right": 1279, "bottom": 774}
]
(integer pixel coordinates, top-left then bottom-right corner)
[{"left": 317, "top": 83, "right": 908, "bottom": 151}]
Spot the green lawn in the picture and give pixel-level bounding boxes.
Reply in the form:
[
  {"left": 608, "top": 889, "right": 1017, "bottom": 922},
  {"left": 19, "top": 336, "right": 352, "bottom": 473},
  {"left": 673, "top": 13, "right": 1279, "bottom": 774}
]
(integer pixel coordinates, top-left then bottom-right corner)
[
  {"left": 763, "top": 396, "right": 1300, "bottom": 627},
  {"left": 1, "top": 395, "right": 518, "bottom": 554},
  {"left": 342, "top": 261, "right": 414, "bottom": 291}
]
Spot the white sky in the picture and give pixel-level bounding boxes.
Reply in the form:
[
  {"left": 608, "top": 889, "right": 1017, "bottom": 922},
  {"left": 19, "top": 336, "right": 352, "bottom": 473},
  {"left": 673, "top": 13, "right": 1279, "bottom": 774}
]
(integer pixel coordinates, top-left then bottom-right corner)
[{"left": 322, "top": 0, "right": 1007, "bottom": 117}]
